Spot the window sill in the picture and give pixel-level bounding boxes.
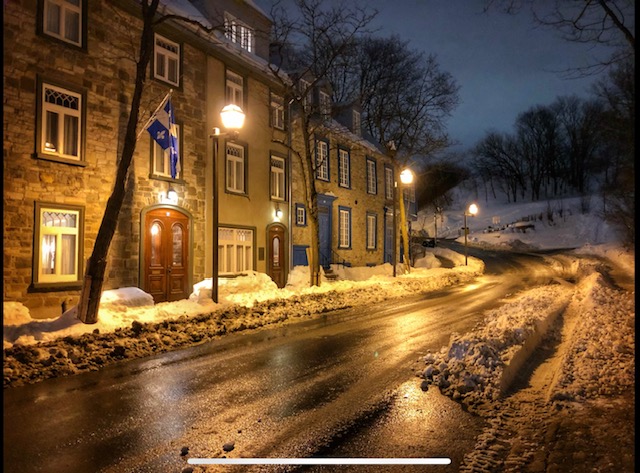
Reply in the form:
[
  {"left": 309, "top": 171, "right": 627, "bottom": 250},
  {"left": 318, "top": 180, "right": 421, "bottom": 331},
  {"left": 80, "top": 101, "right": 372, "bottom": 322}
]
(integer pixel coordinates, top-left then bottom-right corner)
[
  {"left": 30, "top": 281, "right": 83, "bottom": 292},
  {"left": 34, "top": 153, "right": 87, "bottom": 167}
]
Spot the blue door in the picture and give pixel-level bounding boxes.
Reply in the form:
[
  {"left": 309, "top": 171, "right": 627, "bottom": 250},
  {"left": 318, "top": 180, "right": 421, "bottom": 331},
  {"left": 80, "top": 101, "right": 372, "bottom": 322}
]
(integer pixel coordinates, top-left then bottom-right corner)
[
  {"left": 384, "top": 210, "right": 393, "bottom": 264},
  {"left": 318, "top": 205, "right": 331, "bottom": 268}
]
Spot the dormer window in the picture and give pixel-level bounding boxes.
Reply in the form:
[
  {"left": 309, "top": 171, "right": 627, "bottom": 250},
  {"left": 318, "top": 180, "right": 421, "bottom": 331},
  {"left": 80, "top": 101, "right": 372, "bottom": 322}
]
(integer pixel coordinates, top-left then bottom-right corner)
[
  {"left": 353, "top": 110, "right": 361, "bottom": 136},
  {"left": 319, "top": 90, "right": 331, "bottom": 118},
  {"left": 225, "top": 14, "right": 254, "bottom": 53},
  {"left": 299, "top": 79, "right": 311, "bottom": 112}
]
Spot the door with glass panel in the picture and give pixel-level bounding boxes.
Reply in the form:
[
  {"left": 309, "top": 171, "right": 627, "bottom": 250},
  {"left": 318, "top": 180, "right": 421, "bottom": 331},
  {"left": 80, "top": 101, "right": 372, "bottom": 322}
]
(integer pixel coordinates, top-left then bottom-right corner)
[
  {"left": 267, "top": 224, "right": 286, "bottom": 288},
  {"left": 144, "top": 208, "right": 189, "bottom": 303}
]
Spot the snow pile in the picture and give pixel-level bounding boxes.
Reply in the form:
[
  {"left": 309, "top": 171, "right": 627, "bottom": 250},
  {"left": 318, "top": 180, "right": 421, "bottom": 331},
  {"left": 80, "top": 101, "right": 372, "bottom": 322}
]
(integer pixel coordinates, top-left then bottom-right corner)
[
  {"left": 421, "top": 261, "right": 635, "bottom": 410},
  {"left": 549, "top": 271, "right": 635, "bottom": 401},
  {"left": 421, "top": 284, "right": 573, "bottom": 406},
  {"left": 3, "top": 262, "right": 483, "bottom": 388}
]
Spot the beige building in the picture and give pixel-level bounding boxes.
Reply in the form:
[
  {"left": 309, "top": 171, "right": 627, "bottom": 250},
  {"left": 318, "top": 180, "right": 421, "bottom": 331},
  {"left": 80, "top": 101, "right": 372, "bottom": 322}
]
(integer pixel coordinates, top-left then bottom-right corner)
[
  {"left": 289, "top": 84, "right": 396, "bottom": 271},
  {"left": 3, "top": 0, "right": 289, "bottom": 318}
]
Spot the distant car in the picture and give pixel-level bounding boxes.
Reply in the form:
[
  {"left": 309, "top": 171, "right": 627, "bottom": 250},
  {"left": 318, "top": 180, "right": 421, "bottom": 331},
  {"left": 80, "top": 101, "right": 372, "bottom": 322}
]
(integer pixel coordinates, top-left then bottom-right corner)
[{"left": 422, "top": 238, "right": 436, "bottom": 248}]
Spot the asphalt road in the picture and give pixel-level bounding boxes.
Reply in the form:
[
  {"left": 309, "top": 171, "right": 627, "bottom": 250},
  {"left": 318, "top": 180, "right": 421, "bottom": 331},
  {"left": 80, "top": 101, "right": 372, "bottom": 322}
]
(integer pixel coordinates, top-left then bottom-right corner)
[{"left": 3, "top": 246, "right": 564, "bottom": 473}]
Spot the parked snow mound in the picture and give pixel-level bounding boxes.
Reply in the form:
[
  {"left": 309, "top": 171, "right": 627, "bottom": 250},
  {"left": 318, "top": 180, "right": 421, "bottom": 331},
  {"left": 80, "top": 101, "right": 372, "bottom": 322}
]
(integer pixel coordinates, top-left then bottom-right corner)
[{"left": 100, "top": 287, "right": 154, "bottom": 309}]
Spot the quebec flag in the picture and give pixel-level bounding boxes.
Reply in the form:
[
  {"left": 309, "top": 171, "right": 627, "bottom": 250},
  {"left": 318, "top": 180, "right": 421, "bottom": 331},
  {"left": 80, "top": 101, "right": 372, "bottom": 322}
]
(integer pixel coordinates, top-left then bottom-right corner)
[{"left": 146, "top": 95, "right": 180, "bottom": 179}]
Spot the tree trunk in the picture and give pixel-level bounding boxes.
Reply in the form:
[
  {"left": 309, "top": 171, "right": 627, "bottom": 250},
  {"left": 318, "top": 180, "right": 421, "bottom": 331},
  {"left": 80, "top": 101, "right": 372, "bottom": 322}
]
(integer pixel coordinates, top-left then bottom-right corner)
[{"left": 77, "top": 0, "right": 158, "bottom": 323}]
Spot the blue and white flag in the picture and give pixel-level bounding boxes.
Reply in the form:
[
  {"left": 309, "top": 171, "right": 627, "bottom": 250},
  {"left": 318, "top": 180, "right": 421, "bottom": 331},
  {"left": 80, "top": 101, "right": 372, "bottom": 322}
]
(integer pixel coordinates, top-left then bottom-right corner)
[{"left": 146, "top": 94, "right": 180, "bottom": 179}]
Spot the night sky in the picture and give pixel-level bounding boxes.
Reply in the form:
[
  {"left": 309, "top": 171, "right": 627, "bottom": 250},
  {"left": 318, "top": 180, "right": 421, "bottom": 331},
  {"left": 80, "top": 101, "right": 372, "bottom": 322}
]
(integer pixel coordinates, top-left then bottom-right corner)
[
  {"left": 364, "top": 0, "right": 615, "bottom": 152},
  {"left": 255, "top": 0, "right": 617, "bottom": 153}
]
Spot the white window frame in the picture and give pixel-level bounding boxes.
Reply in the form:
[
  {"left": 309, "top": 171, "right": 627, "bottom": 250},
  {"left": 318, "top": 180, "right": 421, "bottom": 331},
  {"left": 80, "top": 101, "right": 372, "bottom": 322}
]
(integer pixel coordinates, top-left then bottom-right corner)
[
  {"left": 316, "top": 140, "right": 329, "bottom": 181},
  {"left": 271, "top": 93, "right": 285, "bottom": 130},
  {"left": 385, "top": 165, "right": 394, "bottom": 200},
  {"left": 338, "top": 148, "right": 350, "bottom": 188},
  {"left": 319, "top": 90, "right": 331, "bottom": 118},
  {"left": 295, "top": 204, "right": 307, "bottom": 226},
  {"left": 40, "top": 82, "right": 83, "bottom": 162},
  {"left": 35, "top": 204, "right": 83, "bottom": 284},
  {"left": 224, "top": 14, "right": 254, "bottom": 53},
  {"left": 226, "top": 142, "right": 245, "bottom": 193},
  {"left": 43, "top": 0, "right": 83, "bottom": 47},
  {"left": 366, "top": 158, "right": 377, "bottom": 194},
  {"left": 270, "top": 156, "right": 286, "bottom": 201},
  {"left": 338, "top": 207, "right": 351, "bottom": 249},
  {"left": 154, "top": 34, "right": 180, "bottom": 87},
  {"left": 218, "top": 227, "right": 254, "bottom": 274},
  {"left": 226, "top": 70, "right": 244, "bottom": 106},
  {"left": 152, "top": 123, "right": 181, "bottom": 179},
  {"left": 366, "top": 213, "right": 377, "bottom": 250}
]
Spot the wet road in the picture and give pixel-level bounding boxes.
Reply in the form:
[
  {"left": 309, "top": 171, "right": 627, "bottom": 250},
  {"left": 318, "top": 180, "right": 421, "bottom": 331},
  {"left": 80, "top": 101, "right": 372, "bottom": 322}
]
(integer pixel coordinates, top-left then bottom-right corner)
[{"left": 3, "top": 246, "right": 563, "bottom": 473}]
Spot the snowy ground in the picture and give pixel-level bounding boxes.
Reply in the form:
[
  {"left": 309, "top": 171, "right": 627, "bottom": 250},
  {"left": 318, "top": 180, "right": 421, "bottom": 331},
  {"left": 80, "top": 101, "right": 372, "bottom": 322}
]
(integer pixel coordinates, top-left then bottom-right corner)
[{"left": 3, "top": 194, "right": 635, "bottom": 471}]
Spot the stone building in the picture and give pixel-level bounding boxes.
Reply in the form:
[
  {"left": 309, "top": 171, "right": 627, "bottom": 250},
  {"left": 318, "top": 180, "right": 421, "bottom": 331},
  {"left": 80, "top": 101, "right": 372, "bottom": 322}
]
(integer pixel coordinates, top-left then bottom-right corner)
[
  {"left": 3, "top": 0, "right": 289, "bottom": 318},
  {"left": 289, "top": 81, "right": 396, "bottom": 272}
]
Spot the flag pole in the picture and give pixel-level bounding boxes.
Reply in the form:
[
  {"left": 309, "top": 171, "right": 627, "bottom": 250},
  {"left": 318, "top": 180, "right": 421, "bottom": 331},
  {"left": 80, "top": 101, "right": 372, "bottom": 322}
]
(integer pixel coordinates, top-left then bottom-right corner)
[{"left": 137, "top": 89, "right": 173, "bottom": 139}]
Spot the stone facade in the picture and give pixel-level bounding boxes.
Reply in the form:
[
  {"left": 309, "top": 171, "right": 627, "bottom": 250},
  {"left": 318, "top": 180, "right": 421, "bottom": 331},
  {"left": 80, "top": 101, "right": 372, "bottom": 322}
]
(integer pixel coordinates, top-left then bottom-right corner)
[{"left": 3, "top": 0, "right": 288, "bottom": 318}]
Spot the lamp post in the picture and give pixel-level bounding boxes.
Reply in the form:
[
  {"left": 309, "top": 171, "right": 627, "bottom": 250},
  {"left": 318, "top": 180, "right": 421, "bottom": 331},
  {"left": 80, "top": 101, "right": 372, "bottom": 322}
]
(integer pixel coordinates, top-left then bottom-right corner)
[
  {"left": 399, "top": 168, "right": 414, "bottom": 274},
  {"left": 463, "top": 203, "right": 478, "bottom": 266},
  {"left": 211, "top": 104, "right": 245, "bottom": 302}
]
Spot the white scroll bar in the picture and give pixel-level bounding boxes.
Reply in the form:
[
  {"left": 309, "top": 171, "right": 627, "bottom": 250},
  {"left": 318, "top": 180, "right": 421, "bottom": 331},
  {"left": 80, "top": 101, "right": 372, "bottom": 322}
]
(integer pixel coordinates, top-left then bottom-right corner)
[{"left": 188, "top": 458, "right": 451, "bottom": 465}]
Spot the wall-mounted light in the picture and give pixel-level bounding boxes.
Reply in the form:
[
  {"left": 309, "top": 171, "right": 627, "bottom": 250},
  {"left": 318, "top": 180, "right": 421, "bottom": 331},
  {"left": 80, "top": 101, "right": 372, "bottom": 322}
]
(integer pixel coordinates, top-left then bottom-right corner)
[
  {"left": 275, "top": 203, "right": 283, "bottom": 221},
  {"left": 167, "top": 187, "right": 178, "bottom": 205}
]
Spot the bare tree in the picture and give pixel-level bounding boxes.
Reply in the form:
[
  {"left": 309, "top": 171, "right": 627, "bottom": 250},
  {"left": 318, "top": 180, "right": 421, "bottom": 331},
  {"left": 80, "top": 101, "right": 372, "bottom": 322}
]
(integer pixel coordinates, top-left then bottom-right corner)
[
  {"left": 267, "top": 0, "right": 376, "bottom": 286},
  {"left": 485, "top": 0, "right": 635, "bottom": 76},
  {"left": 323, "top": 35, "right": 460, "bottom": 167}
]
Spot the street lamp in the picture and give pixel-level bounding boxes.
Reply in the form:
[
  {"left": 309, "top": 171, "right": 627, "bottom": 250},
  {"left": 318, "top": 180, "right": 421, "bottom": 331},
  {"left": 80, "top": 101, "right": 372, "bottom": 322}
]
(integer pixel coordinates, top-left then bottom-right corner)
[
  {"left": 211, "top": 104, "right": 245, "bottom": 302},
  {"left": 463, "top": 203, "right": 478, "bottom": 266},
  {"left": 399, "top": 168, "right": 414, "bottom": 274}
]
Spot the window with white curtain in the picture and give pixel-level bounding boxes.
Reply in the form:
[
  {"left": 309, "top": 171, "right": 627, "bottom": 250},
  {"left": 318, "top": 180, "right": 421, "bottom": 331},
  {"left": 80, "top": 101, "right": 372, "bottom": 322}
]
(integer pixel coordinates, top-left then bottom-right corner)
[
  {"left": 226, "top": 143, "right": 245, "bottom": 193},
  {"left": 35, "top": 204, "right": 83, "bottom": 284},
  {"left": 218, "top": 227, "right": 253, "bottom": 274},
  {"left": 43, "top": 0, "right": 83, "bottom": 47},
  {"left": 40, "top": 82, "right": 83, "bottom": 161}
]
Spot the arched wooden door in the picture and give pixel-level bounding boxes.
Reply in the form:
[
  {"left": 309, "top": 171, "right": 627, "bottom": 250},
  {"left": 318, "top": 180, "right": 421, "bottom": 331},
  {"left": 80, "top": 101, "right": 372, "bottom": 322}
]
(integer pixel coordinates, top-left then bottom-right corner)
[
  {"left": 267, "top": 224, "right": 286, "bottom": 288},
  {"left": 144, "top": 208, "right": 189, "bottom": 303}
]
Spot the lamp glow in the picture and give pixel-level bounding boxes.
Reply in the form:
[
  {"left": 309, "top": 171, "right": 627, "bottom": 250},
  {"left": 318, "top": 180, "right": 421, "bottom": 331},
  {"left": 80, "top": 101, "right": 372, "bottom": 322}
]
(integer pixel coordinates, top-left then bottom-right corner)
[
  {"left": 220, "top": 104, "right": 245, "bottom": 130},
  {"left": 400, "top": 169, "right": 414, "bottom": 185}
]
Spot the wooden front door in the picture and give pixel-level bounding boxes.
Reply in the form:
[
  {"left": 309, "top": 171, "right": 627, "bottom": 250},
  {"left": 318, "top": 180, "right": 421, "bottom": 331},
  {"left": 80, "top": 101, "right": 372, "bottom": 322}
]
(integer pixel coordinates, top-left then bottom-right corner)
[
  {"left": 267, "top": 224, "right": 286, "bottom": 288},
  {"left": 144, "top": 208, "right": 189, "bottom": 303}
]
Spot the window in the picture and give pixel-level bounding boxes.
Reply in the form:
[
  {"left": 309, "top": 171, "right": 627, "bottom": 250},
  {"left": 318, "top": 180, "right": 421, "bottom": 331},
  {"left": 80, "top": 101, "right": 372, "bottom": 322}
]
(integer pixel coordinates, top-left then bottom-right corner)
[
  {"left": 295, "top": 204, "right": 307, "bottom": 226},
  {"left": 219, "top": 227, "right": 253, "bottom": 274},
  {"left": 152, "top": 123, "right": 181, "bottom": 179},
  {"left": 270, "top": 156, "right": 285, "bottom": 200},
  {"left": 338, "top": 148, "right": 350, "bottom": 188},
  {"left": 154, "top": 34, "right": 180, "bottom": 86},
  {"left": 338, "top": 207, "right": 351, "bottom": 249},
  {"left": 319, "top": 90, "right": 331, "bottom": 118},
  {"left": 226, "top": 143, "right": 245, "bottom": 193},
  {"left": 353, "top": 110, "right": 361, "bottom": 136},
  {"left": 35, "top": 203, "right": 84, "bottom": 285},
  {"left": 42, "top": 0, "right": 83, "bottom": 47},
  {"left": 366, "top": 213, "right": 377, "bottom": 250},
  {"left": 385, "top": 165, "right": 394, "bottom": 200},
  {"left": 366, "top": 157, "right": 377, "bottom": 194},
  {"left": 226, "top": 70, "right": 244, "bottom": 106},
  {"left": 299, "top": 79, "right": 311, "bottom": 111},
  {"left": 315, "top": 139, "right": 329, "bottom": 181},
  {"left": 38, "top": 81, "right": 84, "bottom": 162},
  {"left": 271, "top": 93, "right": 285, "bottom": 130},
  {"left": 224, "top": 14, "right": 254, "bottom": 53}
]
